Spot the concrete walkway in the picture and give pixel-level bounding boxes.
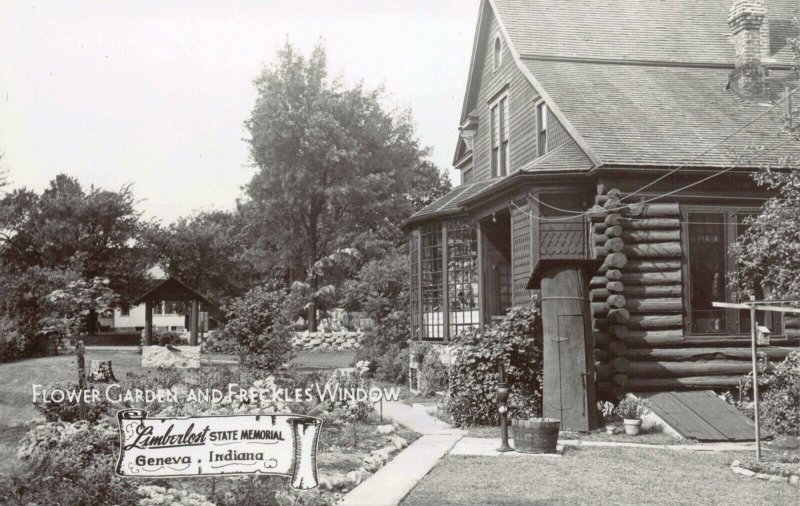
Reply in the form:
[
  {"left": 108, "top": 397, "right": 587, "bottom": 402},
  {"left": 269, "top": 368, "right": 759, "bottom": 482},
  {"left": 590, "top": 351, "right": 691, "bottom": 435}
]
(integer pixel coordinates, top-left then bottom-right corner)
[{"left": 339, "top": 402, "right": 464, "bottom": 506}]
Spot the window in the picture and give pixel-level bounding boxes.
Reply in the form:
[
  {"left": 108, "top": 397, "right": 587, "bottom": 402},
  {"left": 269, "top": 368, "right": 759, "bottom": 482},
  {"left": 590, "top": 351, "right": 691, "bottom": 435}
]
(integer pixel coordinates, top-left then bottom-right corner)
[
  {"left": 409, "top": 231, "right": 421, "bottom": 339},
  {"left": 490, "top": 96, "right": 509, "bottom": 177},
  {"left": 153, "top": 303, "right": 163, "bottom": 315},
  {"left": 447, "top": 219, "right": 479, "bottom": 336},
  {"left": 420, "top": 223, "right": 444, "bottom": 339},
  {"left": 493, "top": 37, "right": 502, "bottom": 70},
  {"left": 537, "top": 102, "right": 548, "bottom": 157},
  {"left": 684, "top": 208, "right": 775, "bottom": 336},
  {"left": 462, "top": 168, "right": 473, "bottom": 184},
  {"left": 121, "top": 304, "right": 130, "bottom": 317}
]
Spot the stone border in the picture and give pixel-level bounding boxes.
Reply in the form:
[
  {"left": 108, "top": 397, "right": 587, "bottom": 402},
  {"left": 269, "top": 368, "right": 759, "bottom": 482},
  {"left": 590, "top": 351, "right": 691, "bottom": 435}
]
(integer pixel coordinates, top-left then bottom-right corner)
[
  {"left": 730, "top": 459, "right": 800, "bottom": 486},
  {"left": 318, "top": 428, "right": 409, "bottom": 492}
]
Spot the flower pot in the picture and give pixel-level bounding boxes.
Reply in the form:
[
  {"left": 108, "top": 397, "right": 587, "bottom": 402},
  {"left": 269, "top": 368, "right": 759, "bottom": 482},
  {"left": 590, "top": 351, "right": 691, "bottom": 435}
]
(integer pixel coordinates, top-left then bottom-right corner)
[
  {"left": 623, "top": 418, "right": 642, "bottom": 435},
  {"left": 512, "top": 418, "right": 560, "bottom": 453},
  {"left": 606, "top": 424, "right": 616, "bottom": 435}
]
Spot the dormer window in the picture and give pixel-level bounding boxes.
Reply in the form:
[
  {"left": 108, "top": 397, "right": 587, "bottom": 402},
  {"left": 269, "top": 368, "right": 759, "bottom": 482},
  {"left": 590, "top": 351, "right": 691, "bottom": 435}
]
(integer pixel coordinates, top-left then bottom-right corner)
[
  {"left": 493, "top": 37, "right": 502, "bottom": 70},
  {"left": 537, "top": 101, "right": 548, "bottom": 157}
]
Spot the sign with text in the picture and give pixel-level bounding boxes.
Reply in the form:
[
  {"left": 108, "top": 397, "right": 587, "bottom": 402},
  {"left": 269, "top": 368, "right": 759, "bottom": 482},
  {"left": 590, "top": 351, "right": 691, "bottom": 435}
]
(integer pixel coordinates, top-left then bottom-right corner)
[{"left": 115, "top": 409, "right": 322, "bottom": 489}]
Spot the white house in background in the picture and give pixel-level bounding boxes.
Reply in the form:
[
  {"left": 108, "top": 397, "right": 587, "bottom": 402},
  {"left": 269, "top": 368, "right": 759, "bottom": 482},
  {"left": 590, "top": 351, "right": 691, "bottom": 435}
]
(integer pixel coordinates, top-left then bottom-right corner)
[{"left": 108, "top": 301, "right": 207, "bottom": 332}]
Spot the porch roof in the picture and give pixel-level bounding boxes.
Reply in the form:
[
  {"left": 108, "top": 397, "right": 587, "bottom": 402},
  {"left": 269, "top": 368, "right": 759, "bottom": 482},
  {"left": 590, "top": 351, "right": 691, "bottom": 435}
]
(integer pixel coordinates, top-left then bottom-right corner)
[{"left": 133, "top": 276, "right": 212, "bottom": 306}]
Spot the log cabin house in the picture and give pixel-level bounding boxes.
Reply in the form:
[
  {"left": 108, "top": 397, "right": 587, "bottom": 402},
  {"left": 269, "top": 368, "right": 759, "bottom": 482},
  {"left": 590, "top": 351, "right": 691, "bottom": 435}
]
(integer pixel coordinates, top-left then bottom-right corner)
[{"left": 405, "top": 0, "right": 800, "bottom": 434}]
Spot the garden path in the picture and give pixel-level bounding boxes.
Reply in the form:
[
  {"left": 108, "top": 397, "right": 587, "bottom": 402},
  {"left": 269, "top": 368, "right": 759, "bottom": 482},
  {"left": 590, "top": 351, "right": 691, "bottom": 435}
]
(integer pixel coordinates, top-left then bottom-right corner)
[{"left": 339, "top": 401, "right": 464, "bottom": 506}]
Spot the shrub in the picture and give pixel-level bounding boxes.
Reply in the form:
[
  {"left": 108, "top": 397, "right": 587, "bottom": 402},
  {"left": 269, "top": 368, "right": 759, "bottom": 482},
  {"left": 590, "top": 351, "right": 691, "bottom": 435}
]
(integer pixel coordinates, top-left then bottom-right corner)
[
  {"left": 616, "top": 397, "right": 651, "bottom": 420},
  {"left": 446, "top": 307, "right": 543, "bottom": 426},
  {"left": 203, "top": 329, "right": 238, "bottom": 354},
  {"left": 222, "top": 282, "right": 296, "bottom": 373},
  {"left": 0, "top": 315, "right": 27, "bottom": 363},
  {"left": 741, "top": 351, "right": 800, "bottom": 436},
  {"left": 418, "top": 345, "right": 448, "bottom": 396},
  {"left": 356, "top": 310, "right": 410, "bottom": 384},
  {"left": 736, "top": 455, "right": 800, "bottom": 478},
  {"left": 34, "top": 382, "right": 114, "bottom": 423},
  {"left": 152, "top": 330, "right": 187, "bottom": 346}
]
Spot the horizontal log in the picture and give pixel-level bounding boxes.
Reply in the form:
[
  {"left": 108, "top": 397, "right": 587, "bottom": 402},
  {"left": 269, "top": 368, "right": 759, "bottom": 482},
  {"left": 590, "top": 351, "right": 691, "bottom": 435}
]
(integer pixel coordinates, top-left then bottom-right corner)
[
  {"left": 604, "top": 238, "right": 625, "bottom": 253},
  {"left": 608, "top": 341, "right": 627, "bottom": 356},
  {"left": 613, "top": 374, "right": 629, "bottom": 387},
  {"left": 621, "top": 346, "right": 798, "bottom": 362},
  {"left": 594, "top": 234, "right": 606, "bottom": 245},
  {"left": 786, "top": 328, "right": 800, "bottom": 338},
  {"left": 609, "top": 325, "right": 628, "bottom": 339},
  {"left": 622, "top": 218, "right": 680, "bottom": 230},
  {"left": 596, "top": 363, "right": 613, "bottom": 381},
  {"left": 625, "top": 298, "right": 684, "bottom": 313},
  {"left": 626, "top": 203, "right": 680, "bottom": 218},
  {"left": 627, "top": 375, "right": 743, "bottom": 391},
  {"left": 608, "top": 308, "right": 631, "bottom": 324},
  {"left": 627, "top": 314, "right": 683, "bottom": 330},
  {"left": 594, "top": 332, "right": 610, "bottom": 348},
  {"left": 627, "top": 360, "right": 756, "bottom": 378},
  {"left": 606, "top": 269, "right": 623, "bottom": 281},
  {"left": 620, "top": 285, "right": 682, "bottom": 298},
  {"left": 594, "top": 246, "right": 608, "bottom": 258},
  {"left": 602, "top": 252, "right": 628, "bottom": 270},
  {"left": 784, "top": 316, "right": 800, "bottom": 329},
  {"left": 605, "top": 225, "right": 623, "bottom": 238},
  {"left": 588, "top": 206, "right": 608, "bottom": 222},
  {"left": 612, "top": 357, "right": 630, "bottom": 373},
  {"left": 623, "top": 242, "right": 682, "bottom": 259},
  {"left": 590, "top": 288, "right": 609, "bottom": 302},
  {"left": 619, "top": 271, "right": 681, "bottom": 285},
  {"left": 603, "top": 197, "right": 622, "bottom": 210},
  {"left": 620, "top": 329, "right": 685, "bottom": 347},
  {"left": 607, "top": 294, "right": 626, "bottom": 309},
  {"left": 622, "top": 260, "right": 681, "bottom": 272},
  {"left": 605, "top": 214, "right": 622, "bottom": 226},
  {"left": 622, "top": 230, "right": 681, "bottom": 243},
  {"left": 594, "top": 349, "right": 613, "bottom": 362},
  {"left": 606, "top": 281, "right": 624, "bottom": 293}
]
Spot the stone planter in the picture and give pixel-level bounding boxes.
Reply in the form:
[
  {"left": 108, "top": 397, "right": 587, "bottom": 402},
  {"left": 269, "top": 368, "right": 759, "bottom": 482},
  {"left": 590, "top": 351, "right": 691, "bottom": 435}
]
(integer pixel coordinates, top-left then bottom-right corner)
[
  {"left": 623, "top": 418, "right": 642, "bottom": 435},
  {"left": 606, "top": 424, "right": 616, "bottom": 435}
]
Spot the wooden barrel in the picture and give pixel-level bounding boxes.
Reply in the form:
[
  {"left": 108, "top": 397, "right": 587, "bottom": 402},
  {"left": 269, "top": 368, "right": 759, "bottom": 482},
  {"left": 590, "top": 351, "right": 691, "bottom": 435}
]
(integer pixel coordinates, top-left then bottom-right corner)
[{"left": 512, "top": 418, "right": 560, "bottom": 454}]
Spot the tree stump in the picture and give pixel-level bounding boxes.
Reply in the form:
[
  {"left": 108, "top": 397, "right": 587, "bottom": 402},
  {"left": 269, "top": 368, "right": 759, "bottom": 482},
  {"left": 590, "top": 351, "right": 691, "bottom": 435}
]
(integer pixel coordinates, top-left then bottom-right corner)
[{"left": 87, "top": 360, "right": 117, "bottom": 382}]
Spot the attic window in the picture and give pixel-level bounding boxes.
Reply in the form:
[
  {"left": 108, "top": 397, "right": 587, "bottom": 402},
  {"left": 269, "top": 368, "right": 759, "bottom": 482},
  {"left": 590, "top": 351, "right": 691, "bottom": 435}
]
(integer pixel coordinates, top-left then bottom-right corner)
[
  {"left": 537, "top": 102, "right": 548, "bottom": 157},
  {"left": 493, "top": 37, "right": 502, "bottom": 70}
]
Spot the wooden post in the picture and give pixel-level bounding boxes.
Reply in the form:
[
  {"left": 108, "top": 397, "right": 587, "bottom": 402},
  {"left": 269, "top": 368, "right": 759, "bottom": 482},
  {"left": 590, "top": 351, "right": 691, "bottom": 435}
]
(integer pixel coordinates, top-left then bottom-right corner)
[
  {"left": 76, "top": 340, "right": 87, "bottom": 420},
  {"left": 190, "top": 300, "right": 199, "bottom": 346},
  {"left": 144, "top": 300, "right": 153, "bottom": 346},
  {"left": 750, "top": 301, "right": 761, "bottom": 461}
]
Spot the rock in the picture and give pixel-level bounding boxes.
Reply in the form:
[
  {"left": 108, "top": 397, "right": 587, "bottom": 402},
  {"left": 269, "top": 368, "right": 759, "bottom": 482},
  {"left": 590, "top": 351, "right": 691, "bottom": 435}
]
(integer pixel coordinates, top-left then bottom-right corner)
[
  {"left": 730, "top": 460, "right": 740, "bottom": 468},
  {"left": 769, "top": 475, "right": 789, "bottom": 483},
  {"left": 141, "top": 345, "right": 200, "bottom": 369},
  {"left": 756, "top": 473, "right": 771, "bottom": 480},
  {"left": 376, "top": 424, "right": 395, "bottom": 435},
  {"left": 346, "top": 470, "right": 365, "bottom": 486},
  {"left": 390, "top": 436, "right": 408, "bottom": 450},
  {"left": 373, "top": 448, "right": 392, "bottom": 462},
  {"left": 732, "top": 466, "right": 755, "bottom": 477},
  {"left": 790, "top": 475, "right": 799, "bottom": 485}
]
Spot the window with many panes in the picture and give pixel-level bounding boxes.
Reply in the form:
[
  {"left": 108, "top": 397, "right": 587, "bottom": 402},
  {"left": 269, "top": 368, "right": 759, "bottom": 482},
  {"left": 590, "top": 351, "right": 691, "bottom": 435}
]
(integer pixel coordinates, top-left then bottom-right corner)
[
  {"left": 409, "top": 230, "right": 421, "bottom": 339},
  {"left": 490, "top": 96, "right": 509, "bottom": 177},
  {"left": 447, "top": 219, "right": 479, "bottom": 336},
  {"left": 420, "top": 223, "right": 444, "bottom": 339},
  {"left": 684, "top": 208, "right": 778, "bottom": 336}
]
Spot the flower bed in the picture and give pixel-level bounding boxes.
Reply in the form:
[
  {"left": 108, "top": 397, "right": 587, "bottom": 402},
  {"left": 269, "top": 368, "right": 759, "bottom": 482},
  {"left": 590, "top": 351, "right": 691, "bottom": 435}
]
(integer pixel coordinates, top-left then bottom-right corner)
[
  {"left": 292, "top": 331, "right": 363, "bottom": 351},
  {"left": 730, "top": 457, "right": 800, "bottom": 485}
]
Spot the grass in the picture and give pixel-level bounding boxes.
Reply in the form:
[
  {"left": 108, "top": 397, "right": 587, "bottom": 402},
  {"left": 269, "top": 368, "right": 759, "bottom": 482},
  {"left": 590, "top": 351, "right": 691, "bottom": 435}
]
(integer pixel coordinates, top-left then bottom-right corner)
[{"left": 401, "top": 447, "right": 799, "bottom": 505}]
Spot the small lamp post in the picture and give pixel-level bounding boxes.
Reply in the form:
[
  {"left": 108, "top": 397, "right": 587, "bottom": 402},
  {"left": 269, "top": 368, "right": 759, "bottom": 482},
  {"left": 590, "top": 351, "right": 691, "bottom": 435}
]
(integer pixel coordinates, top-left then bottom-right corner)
[{"left": 496, "top": 357, "right": 514, "bottom": 452}]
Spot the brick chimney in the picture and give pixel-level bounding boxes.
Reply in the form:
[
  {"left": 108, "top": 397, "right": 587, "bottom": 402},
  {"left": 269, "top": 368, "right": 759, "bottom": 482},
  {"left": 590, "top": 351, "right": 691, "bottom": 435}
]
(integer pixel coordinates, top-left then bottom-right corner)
[{"left": 728, "top": 0, "right": 770, "bottom": 102}]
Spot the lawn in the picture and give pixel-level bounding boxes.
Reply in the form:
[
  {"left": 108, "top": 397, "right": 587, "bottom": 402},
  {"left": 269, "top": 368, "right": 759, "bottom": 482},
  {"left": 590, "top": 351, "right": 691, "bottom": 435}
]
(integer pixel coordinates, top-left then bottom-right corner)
[
  {"left": 401, "top": 447, "right": 799, "bottom": 505},
  {"left": 464, "top": 424, "right": 695, "bottom": 445}
]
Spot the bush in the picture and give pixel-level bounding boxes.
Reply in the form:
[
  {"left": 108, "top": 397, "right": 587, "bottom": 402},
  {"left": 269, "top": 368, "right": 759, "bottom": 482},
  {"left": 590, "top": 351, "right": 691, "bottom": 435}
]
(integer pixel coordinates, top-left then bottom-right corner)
[
  {"left": 741, "top": 351, "right": 800, "bottom": 436},
  {"left": 418, "top": 345, "right": 448, "bottom": 396},
  {"left": 446, "top": 307, "right": 543, "bottom": 426},
  {"left": 152, "top": 330, "right": 187, "bottom": 346},
  {"left": 0, "top": 315, "right": 27, "bottom": 363},
  {"left": 203, "top": 329, "right": 238, "bottom": 354},
  {"left": 616, "top": 397, "right": 651, "bottom": 420},
  {"left": 356, "top": 311, "right": 410, "bottom": 384},
  {"left": 34, "top": 382, "right": 114, "bottom": 423},
  {"left": 222, "top": 282, "right": 296, "bottom": 373}
]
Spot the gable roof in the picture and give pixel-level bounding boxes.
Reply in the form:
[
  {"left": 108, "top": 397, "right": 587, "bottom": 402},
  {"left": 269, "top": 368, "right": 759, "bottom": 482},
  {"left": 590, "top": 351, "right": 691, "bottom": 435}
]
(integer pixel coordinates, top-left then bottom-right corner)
[
  {"left": 464, "top": 0, "right": 800, "bottom": 169},
  {"left": 134, "top": 276, "right": 212, "bottom": 306},
  {"left": 493, "top": 0, "right": 799, "bottom": 66}
]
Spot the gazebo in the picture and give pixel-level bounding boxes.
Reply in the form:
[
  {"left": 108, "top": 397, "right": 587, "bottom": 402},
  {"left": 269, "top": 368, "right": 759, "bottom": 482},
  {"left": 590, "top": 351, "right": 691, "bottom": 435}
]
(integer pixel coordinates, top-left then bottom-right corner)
[{"left": 133, "top": 277, "right": 212, "bottom": 346}]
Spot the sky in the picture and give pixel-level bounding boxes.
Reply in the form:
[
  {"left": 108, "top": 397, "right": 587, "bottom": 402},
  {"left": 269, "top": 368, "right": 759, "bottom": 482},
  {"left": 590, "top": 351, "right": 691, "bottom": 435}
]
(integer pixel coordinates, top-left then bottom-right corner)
[{"left": 0, "top": 0, "right": 477, "bottom": 224}]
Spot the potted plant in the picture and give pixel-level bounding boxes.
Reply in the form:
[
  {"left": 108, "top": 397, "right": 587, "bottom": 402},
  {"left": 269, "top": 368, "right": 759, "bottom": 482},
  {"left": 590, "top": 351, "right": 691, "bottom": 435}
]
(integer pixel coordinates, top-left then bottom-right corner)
[
  {"left": 598, "top": 401, "right": 617, "bottom": 434},
  {"left": 616, "top": 397, "right": 651, "bottom": 435}
]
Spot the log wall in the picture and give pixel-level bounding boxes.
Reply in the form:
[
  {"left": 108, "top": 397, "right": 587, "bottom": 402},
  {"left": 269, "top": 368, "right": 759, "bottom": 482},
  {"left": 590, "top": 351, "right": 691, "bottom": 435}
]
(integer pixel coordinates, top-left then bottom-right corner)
[{"left": 588, "top": 186, "right": 799, "bottom": 400}]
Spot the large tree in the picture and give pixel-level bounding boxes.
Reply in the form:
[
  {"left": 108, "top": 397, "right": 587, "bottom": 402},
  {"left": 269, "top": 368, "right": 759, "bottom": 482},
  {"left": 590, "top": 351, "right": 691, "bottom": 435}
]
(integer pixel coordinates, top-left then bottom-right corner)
[
  {"left": 0, "top": 174, "right": 153, "bottom": 306},
  {"left": 244, "top": 42, "right": 449, "bottom": 329}
]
